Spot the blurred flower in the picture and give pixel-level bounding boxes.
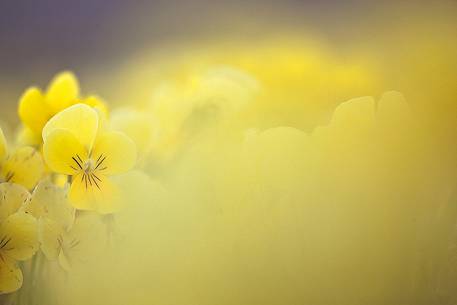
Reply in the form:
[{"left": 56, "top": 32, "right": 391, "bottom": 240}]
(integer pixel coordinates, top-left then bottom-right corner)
[
  {"left": 148, "top": 66, "right": 259, "bottom": 162},
  {"left": 312, "top": 91, "right": 412, "bottom": 151},
  {"left": 42, "top": 104, "right": 137, "bottom": 214},
  {"left": 110, "top": 108, "right": 154, "bottom": 164},
  {"left": 22, "top": 179, "right": 102, "bottom": 270},
  {"left": 0, "top": 183, "right": 38, "bottom": 294},
  {"left": 24, "top": 179, "right": 74, "bottom": 232},
  {"left": 15, "top": 126, "right": 42, "bottom": 147},
  {"left": 54, "top": 212, "right": 105, "bottom": 271},
  {"left": 0, "top": 128, "right": 6, "bottom": 162},
  {"left": 0, "top": 127, "right": 45, "bottom": 190},
  {"left": 18, "top": 71, "right": 108, "bottom": 146}
]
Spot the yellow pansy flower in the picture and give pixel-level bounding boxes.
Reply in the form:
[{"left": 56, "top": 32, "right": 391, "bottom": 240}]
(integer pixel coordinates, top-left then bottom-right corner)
[
  {"left": 24, "top": 180, "right": 104, "bottom": 270},
  {"left": 42, "top": 104, "right": 137, "bottom": 214},
  {"left": 24, "top": 179, "right": 75, "bottom": 232},
  {"left": 0, "top": 127, "right": 45, "bottom": 190},
  {"left": 0, "top": 183, "right": 38, "bottom": 294},
  {"left": 146, "top": 67, "right": 258, "bottom": 163},
  {"left": 81, "top": 95, "right": 109, "bottom": 119},
  {"left": 17, "top": 71, "right": 109, "bottom": 145},
  {"left": 54, "top": 212, "right": 105, "bottom": 271},
  {"left": 110, "top": 107, "right": 154, "bottom": 163}
]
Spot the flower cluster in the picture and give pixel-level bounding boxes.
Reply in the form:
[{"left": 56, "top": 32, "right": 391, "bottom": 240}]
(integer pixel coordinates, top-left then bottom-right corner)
[{"left": 0, "top": 72, "right": 139, "bottom": 295}]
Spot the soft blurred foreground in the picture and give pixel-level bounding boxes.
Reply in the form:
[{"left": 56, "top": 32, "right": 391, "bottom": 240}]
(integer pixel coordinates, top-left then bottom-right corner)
[{"left": 1, "top": 2, "right": 457, "bottom": 305}]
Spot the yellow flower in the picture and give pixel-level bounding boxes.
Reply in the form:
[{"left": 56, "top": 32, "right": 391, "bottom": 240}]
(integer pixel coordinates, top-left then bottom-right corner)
[
  {"left": 24, "top": 179, "right": 74, "bottom": 232},
  {"left": 42, "top": 104, "right": 137, "bottom": 214},
  {"left": 17, "top": 71, "right": 108, "bottom": 145},
  {"left": 53, "top": 212, "right": 105, "bottom": 271},
  {"left": 147, "top": 67, "right": 259, "bottom": 162},
  {"left": 23, "top": 179, "right": 103, "bottom": 270},
  {"left": 0, "top": 127, "right": 45, "bottom": 190},
  {"left": 0, "top": 128, "right": 6, "bottom": 163},
  {"left": 0, "top": 183, "right": 38, "bottom": 294},
  {"left": 15, "top": 126, "right": 42, "bottom": 147},
  {"left": 110, "top": 107, "right": 154, "bottom": 163}
]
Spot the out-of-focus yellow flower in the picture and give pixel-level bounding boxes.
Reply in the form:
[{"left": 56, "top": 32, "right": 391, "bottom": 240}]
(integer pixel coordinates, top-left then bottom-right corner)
[
  {"left": 54, "top": 212, "right": 105, "bottom": 271},
  {"left": 0, "top": 127, "right": 45, "bottom": 190},
  {"left": 312, "top": 91, "right": 412, "bottom": 149},
  {"left": 0, "top": 147, "right": 46, "bottom": 190},
  {"left": 24, "top": 179, "right": 74, "bottom": 232},
  {"left": 23, "top": 179, "right": 103, "bottom": 270},
  {"left": 114, "top": 37, "right": 379, "bottom": 133},
  {"left": 16, "top": 126, "right": 43, "bottom": 147},
  {"left": 148, "top": 67, "right": 259, "bottom": 162},
  {"left": 0, "top": 183, "right": 38, "bottom": 294},
  {"left": 0, "top": 128, "right": 7, "bottom": 163},
  {"left": 110, "top": 108, "right": 154, "bottom": 163},
  {"left": 313, "top": 96, "right": 376, "bottom": 147},
  {"left": 42, "top": 104, "right": 137, "bottom": 214},
  {"left": 0, "top": 183, "right": 30, "bottom": 223},
  {"left": 81, "top": 95, "right": 109, "bottom": 119},
  {"left": 17, "top": 71, "right": 109, "bottom": 146},
  {"left": 311, "top": 91, "right": 418, "bottom": 188}
]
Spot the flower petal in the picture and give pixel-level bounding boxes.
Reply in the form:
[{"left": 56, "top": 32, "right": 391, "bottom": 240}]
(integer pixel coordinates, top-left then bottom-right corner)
[
  {"left": 26, "top": 179, "right": 75, "bottom": 230},
  {"left": 43, "top": 129, "right": 88, "bottom": 175},
  {"left": 0, "top": 212, "right": 39, "bottom": 261},
  {"left": 330, "top": 96, "right": 375, "bottom": 129},
  {"left": 45, "top": 71, "right": 80, "bottom": 112},
  {"left": 0, "top": 255, "right": 22, "bottom": 294},
  {"left": 18, "top": 87, "right": 52, "bottom": 134},
  {"left": 42, "top": 103, "right": 99, "bottom": 151},
  {"left": 0, "top": 127, "right": 7, "bottom": 162},
  {"left": 68, "top": 174, "right": 96, "bottom": 211},
  {"left": 59, "top": 213, "right": 105, "bottom": 270},
  {"left": 1, "top": 147, "right": 45, "bottom": 190},
  {"left": 313, "top": 96, "right": 376, "bottom": 145},
  {"left": 16, "top": 126, "right": 42, "bottom": 147},
  {"left": 82, "top": 95, "right": 109, "bottom": 119},
  {"left": 0, "top": 183, "right": 31, "bottom": 223},
  {"left": 110, "top": 108, "right": 154, "bottom": 159},
  {"left": 69, "top": 173, "right": 121, "bottom": 214},
  {"left": 91, "top": 131, "right": 137, "bottom": 175},
  {"left": 377, "top": 91, "right": 411, "bottom": 124},
  {"left": 38, "top": 217, "right": 64, "bottom": 261}
]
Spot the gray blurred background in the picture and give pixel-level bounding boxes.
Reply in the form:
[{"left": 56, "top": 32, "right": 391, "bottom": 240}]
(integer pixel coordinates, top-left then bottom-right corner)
[
  {"left": 0, "top": 0, "right": 396, "bottom": 79},
  {"left": 0, "top": 0, "right": 448, "bottom": 121}
]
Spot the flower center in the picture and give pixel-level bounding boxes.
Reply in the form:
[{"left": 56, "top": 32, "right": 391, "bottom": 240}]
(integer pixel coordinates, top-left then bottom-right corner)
[
  {"left": 71, "top": 154, "right": 107, "bottom": 174},
  {"left": 83, "top": 159, "right": 95, "bottom": 173},
  {"left": 70, "top": 154, "right": 107, "bottom": 190}
]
